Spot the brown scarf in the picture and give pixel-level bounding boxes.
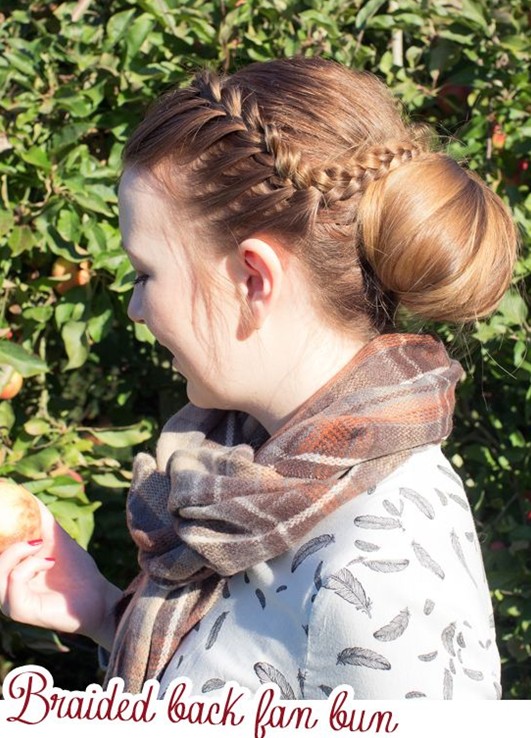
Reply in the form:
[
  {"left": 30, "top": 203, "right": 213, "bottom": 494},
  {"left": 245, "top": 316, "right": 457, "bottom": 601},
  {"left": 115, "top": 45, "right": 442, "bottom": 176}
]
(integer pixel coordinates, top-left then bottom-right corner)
[{"left": 105, "top": 333, "right": 462, "bottom": 692}]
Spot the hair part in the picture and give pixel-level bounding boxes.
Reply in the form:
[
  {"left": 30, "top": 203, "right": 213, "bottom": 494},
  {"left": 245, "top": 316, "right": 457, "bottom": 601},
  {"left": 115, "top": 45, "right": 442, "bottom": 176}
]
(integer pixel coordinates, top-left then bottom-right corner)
[{"left": 123, "top": 57, "right": 518, "bottom": 333}]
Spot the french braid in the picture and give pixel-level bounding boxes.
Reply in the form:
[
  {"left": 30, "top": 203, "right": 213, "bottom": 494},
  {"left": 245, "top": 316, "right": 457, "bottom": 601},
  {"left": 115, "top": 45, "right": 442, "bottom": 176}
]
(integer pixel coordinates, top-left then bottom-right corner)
[{"left": 190, "top": 70, "right": 426, "bottom": 231}]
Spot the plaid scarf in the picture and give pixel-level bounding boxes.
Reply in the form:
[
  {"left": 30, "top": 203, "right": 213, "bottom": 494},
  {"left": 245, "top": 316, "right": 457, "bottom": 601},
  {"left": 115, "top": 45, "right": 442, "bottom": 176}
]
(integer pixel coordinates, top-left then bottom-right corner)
[{"left": 105, "top": 333, "right": 462, "bottom": 692}]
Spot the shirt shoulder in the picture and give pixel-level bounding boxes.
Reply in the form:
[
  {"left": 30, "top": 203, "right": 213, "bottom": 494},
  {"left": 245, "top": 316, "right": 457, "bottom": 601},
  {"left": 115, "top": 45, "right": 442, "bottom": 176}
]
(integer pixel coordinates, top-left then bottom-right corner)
[{"left": 301, "top": 445, "right": 501, "bottom": 699}]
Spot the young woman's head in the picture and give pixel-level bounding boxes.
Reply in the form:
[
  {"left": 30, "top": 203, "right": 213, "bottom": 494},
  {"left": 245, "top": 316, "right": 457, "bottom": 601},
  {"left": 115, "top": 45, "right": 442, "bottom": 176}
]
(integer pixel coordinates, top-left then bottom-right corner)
[{"left": 122, "top": 56, "right": 518, "bottom": 338}]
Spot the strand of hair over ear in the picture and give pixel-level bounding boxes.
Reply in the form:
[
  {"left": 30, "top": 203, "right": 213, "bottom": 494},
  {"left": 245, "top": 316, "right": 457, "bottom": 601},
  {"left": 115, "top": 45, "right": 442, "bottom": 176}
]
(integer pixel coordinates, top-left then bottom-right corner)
[{"left": 192, "top": 69, "right": 428, "bottom": 212}]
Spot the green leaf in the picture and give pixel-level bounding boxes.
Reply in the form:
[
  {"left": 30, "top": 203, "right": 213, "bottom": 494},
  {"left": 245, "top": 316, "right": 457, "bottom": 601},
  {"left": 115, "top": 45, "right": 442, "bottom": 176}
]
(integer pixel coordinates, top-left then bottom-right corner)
[
  {"left": 87, "top": 420, "right": 153, "bottom": 448},
  {"left": 47, "top": 498, "right": 101, "bottom": 548},
  {"left": 87, "top": 291, "right": 114, "bottom": 343},
  {"left": 367, "top": 15, "right": 396, "bottom": 29},
  {"left": 19, "top": 146, "right": 51, "bottom": 172},
  {"left": 62, "top": 321, "right": 90, "bottom": 370},
  {"left": 54, "top": 87, "right": 96, "bottom": 118},
  {"left": 109, "top": 256, "right": 135, "bottom": 292},
  {"left": 42, "top": 224, "right": 84, "bottom": 262},
  {"left": 69, "top": 190, "right": 114, "bottom": 217},
  {"left": 0, "top": 209, "right": 15, "bottom": 237},
  {"left": 6, "top": 623, "right": 69, "bottom": 654},
  {"left": 354, "top": 0, "right": 388, "bottom": 29},
  {"left": 7, "top": 225, "right": 36, "bottom": 256},
  {"left": 22, "top": 305, "right": 54, "bottom": 323},
  {"left": 3, "top": 50, "right": 35, "bottom": 77},
  {"left": 0, "top": 342, "right": 48, "bottom": 377},
  {"left": 47, "top": 474, "right": 86, "bottom": 499},
  {"left": 125, "top": 14, "right": 155, "bottom": 58},
  {"left": 56, "top": 208, "right": 81, "bottom": 243},
  {"left": 23, "top": 418, "right": 51, "bottom": 436},
  {"left": 498, "top": 290, "right": 528, "bottom": 325},
  {"left": 106, "top": 9, "right": 137, "bottom": 44},
  {"left": 499, "top": 35, "right": 531, "bottom": 54},
  {"left": 461, "top": 0, "right": 489, "bottom": 32},
  {"left": 15, "top": 448, "right": 61, "bottom": 477},
  {"left": 0, "top": 400, "right": 15, "bottom": 431},
  {"left": 134, "top": 321, "right": 156, "bottom": 344},
  {"left": 49, "top": 122, "right": 93, "bottom": 154},
  {"left": 74, "top": 506, "right": 98, "bottom": 549},
  {"left": 91, "top": 472, "right": 131, "bottom": 488}
]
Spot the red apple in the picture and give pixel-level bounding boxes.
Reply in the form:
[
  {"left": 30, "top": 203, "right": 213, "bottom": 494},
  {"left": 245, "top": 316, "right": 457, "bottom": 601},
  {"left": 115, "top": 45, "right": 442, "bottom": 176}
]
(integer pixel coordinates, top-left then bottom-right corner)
[
  {"left": 0, "top": 480, "right": 42, "bottom": 553},
  {"left": 492, "top": 124, "right": 506, "bottom": 150},
  {"left": 0, "top": 365, "right": 23, "bottom": 400}
]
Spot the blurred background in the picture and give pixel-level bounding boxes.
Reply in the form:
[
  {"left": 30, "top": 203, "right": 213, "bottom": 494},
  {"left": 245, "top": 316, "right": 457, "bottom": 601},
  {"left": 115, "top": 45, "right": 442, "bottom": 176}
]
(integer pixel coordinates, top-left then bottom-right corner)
[{"left": 0, "top": 0, "right": 529, "bottom": 699}]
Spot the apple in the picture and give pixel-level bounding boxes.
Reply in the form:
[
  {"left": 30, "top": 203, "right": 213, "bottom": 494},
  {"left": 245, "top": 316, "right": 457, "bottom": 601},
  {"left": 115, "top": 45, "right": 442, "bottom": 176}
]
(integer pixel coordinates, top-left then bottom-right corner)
[
  {"left": 52, "top": 258, "right": 91, "bottom": 295},
  {"left": 0, "top": 480, "right": 42, "bottom": 553},
  {"left": 492, "top": 123, "right": 506, "bottom": 150},
  {"left": 0, "top": 365, "right": 23, "bottom": 400}
]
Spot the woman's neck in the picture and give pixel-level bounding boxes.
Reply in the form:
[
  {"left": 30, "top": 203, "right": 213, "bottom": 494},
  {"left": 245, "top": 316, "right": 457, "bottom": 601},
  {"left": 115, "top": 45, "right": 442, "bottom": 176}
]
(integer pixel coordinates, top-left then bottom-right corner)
[{"left": 241, "top": 329, "right": 368, "bottom": 436}]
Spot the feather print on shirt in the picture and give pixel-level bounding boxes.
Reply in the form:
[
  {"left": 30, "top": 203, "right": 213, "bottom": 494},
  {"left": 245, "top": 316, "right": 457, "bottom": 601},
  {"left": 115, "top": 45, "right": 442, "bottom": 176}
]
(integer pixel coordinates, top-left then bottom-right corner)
[
  {"left": 399, "top": 487, "right": 436, "bottom": 519},
  {"left": 382, "top": 499, "right": 403, "bottom": 517},
  {"left": 254, "top": 662, "right": 296, "bottom": 699},
  {"left": 323, "top": 568, "right": 372, "bottom": 617},
  {"left": 412, "top": 541, "right": 445, "bottom": 579},
  {"left": 450, "top": 529, "right": 477, "bottom": 586},
  {"left": 354, "top": 515, "right": 403, "bottom": 530},
  {"left": 373, "top": 608, "right": 410, "bottom": 641},
  {"left": 356, "top": 558, "right": 410, "bottom": 573},
  {"left": 337, "top": 647, "right": 392, "bottom": 670},
  {"left": 255, "top": 589, "right": 266, "bottom": 609},
  {"left": 354, "top": 539, "right": 381, "bottom": 552},
  {"left": 205, "top": 612, "right": 229, "bottom": 650},
  {"left": 291, "top": 534, "right": 335, "bottom": 572},
  {"left": 437, "top": 464, "right": 462, "bottom": 487}
]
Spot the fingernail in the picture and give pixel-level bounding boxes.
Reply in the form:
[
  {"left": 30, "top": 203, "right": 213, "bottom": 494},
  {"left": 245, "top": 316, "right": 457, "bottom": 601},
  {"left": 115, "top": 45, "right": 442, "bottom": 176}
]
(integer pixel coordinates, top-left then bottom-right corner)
[{"left": 28, "top": 539, "right": 43, "bottom": 546}]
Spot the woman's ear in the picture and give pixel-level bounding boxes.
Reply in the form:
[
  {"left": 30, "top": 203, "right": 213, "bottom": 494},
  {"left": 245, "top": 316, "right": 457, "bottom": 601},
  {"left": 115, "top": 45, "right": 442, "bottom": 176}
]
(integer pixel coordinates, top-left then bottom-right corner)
[{"left": 237, "top": 237, "right": 284, "bottom": 329}]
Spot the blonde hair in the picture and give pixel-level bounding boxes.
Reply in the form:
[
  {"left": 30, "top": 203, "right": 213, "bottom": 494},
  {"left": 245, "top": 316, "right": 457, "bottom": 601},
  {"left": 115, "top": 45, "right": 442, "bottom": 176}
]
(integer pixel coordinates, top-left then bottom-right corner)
[{"left": 124, "top": 57, "right": 518, "bottom": 332}]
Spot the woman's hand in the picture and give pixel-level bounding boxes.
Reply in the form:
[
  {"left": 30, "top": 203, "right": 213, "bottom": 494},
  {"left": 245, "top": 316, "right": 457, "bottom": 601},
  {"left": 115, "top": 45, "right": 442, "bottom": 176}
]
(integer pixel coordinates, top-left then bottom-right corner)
[{"left": 0, "top": 497, "right": 122, "bottom": 651}]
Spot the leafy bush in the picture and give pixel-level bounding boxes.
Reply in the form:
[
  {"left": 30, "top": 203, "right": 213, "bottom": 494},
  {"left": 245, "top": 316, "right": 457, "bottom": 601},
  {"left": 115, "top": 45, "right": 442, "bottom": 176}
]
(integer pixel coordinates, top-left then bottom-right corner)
[{"left": 0, "top": 0, "right": 529, "bottom": 698}]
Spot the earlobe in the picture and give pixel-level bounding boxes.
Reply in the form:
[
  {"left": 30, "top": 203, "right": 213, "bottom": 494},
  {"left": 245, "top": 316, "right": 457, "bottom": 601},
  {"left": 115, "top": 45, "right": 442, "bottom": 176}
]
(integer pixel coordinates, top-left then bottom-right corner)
[{"left": 239, "top": 237, "right": 283, "bottom": 329}]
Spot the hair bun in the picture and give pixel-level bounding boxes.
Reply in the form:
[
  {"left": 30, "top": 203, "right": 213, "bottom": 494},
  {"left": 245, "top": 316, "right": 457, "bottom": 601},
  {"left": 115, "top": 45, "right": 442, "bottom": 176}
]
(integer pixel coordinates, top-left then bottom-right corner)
[{"left": 357, "top": 153, "right": 519, "bottom": 323}]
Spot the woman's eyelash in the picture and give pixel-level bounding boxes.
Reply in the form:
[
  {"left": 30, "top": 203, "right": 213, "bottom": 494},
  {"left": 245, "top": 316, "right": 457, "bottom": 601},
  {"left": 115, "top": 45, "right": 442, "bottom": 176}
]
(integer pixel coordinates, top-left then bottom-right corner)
[{"left": 133, "top": 274, "right": 149, "bottom": 286}]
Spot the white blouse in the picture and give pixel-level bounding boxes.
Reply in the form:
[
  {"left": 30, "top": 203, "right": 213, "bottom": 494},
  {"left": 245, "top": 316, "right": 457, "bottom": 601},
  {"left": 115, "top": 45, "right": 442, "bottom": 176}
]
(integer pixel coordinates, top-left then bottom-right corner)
[{"left": 157, "top": 444, "right": 501, "bottom": 699}]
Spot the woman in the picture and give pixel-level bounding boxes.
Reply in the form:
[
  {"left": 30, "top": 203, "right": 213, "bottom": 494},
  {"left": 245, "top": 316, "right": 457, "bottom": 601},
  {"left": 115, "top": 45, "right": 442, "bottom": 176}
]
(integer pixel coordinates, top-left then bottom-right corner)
[{"left": 0, "top": 57, "right": 518, "bottom": 699}]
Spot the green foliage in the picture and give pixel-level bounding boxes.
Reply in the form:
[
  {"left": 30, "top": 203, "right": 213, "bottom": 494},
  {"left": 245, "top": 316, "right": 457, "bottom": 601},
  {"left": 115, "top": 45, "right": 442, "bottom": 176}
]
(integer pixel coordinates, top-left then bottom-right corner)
[{"left": 0, "top": 0, "right": 529, "bottom": 697}]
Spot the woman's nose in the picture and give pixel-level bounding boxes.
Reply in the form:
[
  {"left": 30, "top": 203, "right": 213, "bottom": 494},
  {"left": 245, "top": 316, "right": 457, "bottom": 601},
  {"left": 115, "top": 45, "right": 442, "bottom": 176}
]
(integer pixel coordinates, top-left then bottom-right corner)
[{"left": 127, "top": 290, "right": 144, "bottom": 324}]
